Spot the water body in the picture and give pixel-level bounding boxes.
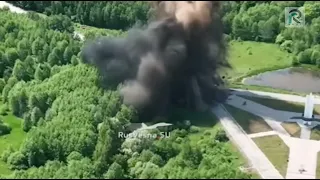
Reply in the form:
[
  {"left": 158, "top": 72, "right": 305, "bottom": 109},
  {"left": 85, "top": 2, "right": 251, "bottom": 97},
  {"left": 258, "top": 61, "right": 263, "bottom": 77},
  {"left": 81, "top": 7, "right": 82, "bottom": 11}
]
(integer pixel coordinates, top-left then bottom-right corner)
[{"left": 243, "top": 67, "right": 320, "bottom": 93}]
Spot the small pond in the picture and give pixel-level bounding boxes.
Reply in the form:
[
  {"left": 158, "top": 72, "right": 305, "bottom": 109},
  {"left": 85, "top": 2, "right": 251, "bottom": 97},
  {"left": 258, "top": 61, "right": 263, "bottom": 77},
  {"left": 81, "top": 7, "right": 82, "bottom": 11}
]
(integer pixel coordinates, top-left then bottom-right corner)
[{"left": 242, "top": 67, "right": 320, "bottom": 93}]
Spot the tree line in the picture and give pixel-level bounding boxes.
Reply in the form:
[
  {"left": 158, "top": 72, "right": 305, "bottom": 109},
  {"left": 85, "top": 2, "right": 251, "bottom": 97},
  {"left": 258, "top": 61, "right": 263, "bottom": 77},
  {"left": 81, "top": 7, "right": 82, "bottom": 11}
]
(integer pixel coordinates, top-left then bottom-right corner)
[
  {"left": 223, "top": 1, "right": 320, "bottom": 66},
  {"left": 8, "top": 1, "right": 320, "bottom": 66},
  {"left": 0, "top": 6, "right": 251, "bottom": 179},
  {"left": 4, "top": 1, "right": 320, "bottom": 178},
  {"left": 8, "top": 1, "right": 150, "bottom": 30},
  {"left": 3, "top": 1, "right": 320, "bottom": 178}
]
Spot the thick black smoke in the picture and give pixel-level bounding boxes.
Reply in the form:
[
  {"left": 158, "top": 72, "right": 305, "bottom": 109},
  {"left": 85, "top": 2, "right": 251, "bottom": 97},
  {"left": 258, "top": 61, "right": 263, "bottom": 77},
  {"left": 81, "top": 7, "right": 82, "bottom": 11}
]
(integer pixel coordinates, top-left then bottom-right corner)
[{"left": 82, "top": 1, "right": 230, "bottom": 119}]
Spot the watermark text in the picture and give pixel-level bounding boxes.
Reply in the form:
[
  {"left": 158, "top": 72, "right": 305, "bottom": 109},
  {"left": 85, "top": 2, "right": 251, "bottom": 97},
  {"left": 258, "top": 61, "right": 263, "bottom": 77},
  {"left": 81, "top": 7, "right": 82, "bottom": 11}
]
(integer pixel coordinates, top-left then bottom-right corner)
[{"left": 118, "top": 131, "right": 171, "bottom": 140}]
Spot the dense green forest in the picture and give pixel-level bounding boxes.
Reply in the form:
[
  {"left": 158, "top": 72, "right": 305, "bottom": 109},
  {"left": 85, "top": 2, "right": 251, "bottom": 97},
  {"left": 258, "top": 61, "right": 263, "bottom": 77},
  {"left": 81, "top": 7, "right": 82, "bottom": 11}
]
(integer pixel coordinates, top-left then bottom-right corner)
[
  {"left": 1, "top": 1, "right": 320, "bottom": 179},
  {"left": 7, "top": 1, "right": 150, "bottom": 30},
  {"left": 0, "top": 4, "right": 251, "bottom": 179},
  {"left": 9, "top": 1, "right": 320, "bottom": 66},
  {"left": 223, "top": 1, "right": 320, "bottom": 67}
]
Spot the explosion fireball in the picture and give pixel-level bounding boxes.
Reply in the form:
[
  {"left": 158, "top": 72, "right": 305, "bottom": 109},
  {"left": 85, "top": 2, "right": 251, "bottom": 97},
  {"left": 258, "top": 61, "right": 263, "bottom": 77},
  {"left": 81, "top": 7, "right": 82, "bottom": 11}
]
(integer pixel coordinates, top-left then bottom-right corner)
[{"left": 82, "top": 1, "right": 230, "bottom": 119}]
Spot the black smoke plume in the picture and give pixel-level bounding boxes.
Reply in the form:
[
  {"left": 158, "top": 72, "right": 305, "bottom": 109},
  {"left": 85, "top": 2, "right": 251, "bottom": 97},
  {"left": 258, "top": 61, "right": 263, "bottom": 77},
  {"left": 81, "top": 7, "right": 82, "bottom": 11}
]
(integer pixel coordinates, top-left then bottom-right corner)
[{"left": 82, "top": 1, "right": 230, "bottom": 119}]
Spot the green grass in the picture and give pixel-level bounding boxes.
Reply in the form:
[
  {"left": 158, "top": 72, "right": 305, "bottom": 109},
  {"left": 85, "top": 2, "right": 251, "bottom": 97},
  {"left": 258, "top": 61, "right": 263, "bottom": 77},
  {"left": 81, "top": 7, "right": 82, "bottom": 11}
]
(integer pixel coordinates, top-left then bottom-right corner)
[
  {"left": 311, "top": 125, "right": 320, "bottom": 141},
  {"left": 167, "top": 108, "right": 219, "bottom": 144},
  {"left": 222, "top": 41, "right": 292, "bottom": 82},
  {"left": 238, "top": 95, "right": 320, "bottom": 115},
  {"left": 227, "top": 139, "right": 261, "bottom": 179},
  {"left": 167, "top": 108, "right": 260, "bottom": 178},
  {"left": 74, "top": 23, "right": 125, "bottom": 39},
  {"left": 281, "top": 122, "right": 301, "bottom": 138},
  {"left": 252, "top": 135, "right": 289, "bottom": 177},
  {"left": 187, "top": 123, "right": 221, "bottom": 147},
  {"left": 223, "top": 104, "right": 272, "bottom": 134},
  {"left": 187, "top": 123, "right": 261, "bottom": 178},
  {"left": 168, "top": 108, "right": 218, "bottom": 128},
  {"left": 0, "top": 102, "right": 26, "bottom": 175},
  {"left": 228, "top": 83, "right": 308, "bottom": 96}
]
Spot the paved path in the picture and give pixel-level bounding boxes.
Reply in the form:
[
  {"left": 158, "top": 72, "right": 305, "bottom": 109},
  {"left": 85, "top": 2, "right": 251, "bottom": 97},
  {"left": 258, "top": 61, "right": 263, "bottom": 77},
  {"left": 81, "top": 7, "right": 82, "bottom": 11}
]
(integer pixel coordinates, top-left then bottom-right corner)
[
  {"left": 248, "top": 131, "right": 278, "bottom": 138},
  {"left": 285, "top": 137, "right": 320, "bottom": 179},
  {"left": 226, "top": 93, "right": 320, "bottom": 179},
  {"left": 230, "top": 89, "right": 320, "bottom": 140},
  {"left": 230, "top": 88, "right": 320, "bottom": 104},
  {"left": 300, "top": 126, "right": 311, "bottom": 140},
  {"left": 226, "top": 95, "right": 291, "bottom": 140},
  {"left": 212, "top": 105, "right": 284, "bottom": 179}
]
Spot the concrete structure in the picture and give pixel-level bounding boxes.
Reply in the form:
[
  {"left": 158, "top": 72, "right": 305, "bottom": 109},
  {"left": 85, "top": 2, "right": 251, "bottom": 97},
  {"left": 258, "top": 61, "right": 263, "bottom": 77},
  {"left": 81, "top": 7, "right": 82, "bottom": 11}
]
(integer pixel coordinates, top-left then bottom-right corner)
[
  {"left": 304, "top": 93, "right": 314, "bottom": 119},
  {"left": 303, "top": 93, "right": 314, "bottom": 125},
  {"left": 226, "top": 91, "right": 320, "bottom": 179},
  {"left": 212, "top": 105, "right": 283, "bottom": 179}
]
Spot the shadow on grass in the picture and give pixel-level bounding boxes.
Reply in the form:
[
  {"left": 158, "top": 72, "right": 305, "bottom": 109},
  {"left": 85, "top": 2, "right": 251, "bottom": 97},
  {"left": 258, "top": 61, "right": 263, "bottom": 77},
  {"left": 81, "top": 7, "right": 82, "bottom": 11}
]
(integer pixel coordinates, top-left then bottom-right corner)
[
  {"left": 232, "top": 90, "right": 320, "bottom": 115},
  {"left": 225, "top": 88, "right": 315, "bottom": 141},
  {"left": 311, "top": 125, "right": 320, "bottom": 141},
  {"left": 167, "top": 107, "right": 218, "bottom": 128},
  {"left": 281, "top": 122, "right": 301, "bottom": 138},
  {"left": 224, "top": 104, "right": 272, "bottom": 134}
]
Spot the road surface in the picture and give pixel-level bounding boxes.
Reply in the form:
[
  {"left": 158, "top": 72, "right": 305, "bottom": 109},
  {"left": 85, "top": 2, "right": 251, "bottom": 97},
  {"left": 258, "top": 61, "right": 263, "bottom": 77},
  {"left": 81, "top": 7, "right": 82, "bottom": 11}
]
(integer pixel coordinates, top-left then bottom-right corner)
[
  {"left": 227, "top": 93, "right": 320, "bottom": 179},
  {"left": 212, "top": 105, "right": 284, "bottom": 179},
  {"left": 231, "top": 88, "right": 320, "bottom": 104}
]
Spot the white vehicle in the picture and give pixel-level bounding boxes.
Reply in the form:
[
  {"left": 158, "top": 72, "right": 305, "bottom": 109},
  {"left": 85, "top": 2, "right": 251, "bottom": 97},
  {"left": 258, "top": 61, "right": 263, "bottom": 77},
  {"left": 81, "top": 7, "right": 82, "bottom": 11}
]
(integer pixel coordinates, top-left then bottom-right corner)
[{"left": 137, "top": 122, "right": 173, "bottom": 131}]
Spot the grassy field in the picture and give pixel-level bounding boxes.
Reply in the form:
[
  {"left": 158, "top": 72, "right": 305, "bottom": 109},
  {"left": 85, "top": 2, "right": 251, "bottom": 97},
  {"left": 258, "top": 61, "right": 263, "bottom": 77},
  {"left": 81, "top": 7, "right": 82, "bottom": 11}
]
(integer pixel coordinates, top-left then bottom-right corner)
[
  {"left": 239, "top": 95, "right": 320, "bottom": 139},
  {"left": 281, "top": 122, "right": 301, "bottom": 138},
  {"left": 223, "top": 104, "right": 272, "bottom": 134},
  {"left": 0, "top": 102, "right": 26, "bottom": 175},
  {"left": 229, "top": 83, "right": 308, "bottom": 97},
  {"left": 311, "top": 125, "right": 320, "bottom": 141},
  {"left": 222, "top": 41, "right": 292, "bottom": 82},
  {"left": 238, "top": 95, "right": 320, "bottom": 115},
  {"left": 252, "top": 135, "right": 289, "bottom": 177}
]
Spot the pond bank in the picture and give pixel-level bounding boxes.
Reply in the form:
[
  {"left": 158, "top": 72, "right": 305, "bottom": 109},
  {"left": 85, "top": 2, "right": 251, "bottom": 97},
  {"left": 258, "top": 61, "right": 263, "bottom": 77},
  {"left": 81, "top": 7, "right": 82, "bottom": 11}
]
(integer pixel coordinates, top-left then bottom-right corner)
[{"left": 242, "top": 67, "right": 320, "bottom": 93}]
